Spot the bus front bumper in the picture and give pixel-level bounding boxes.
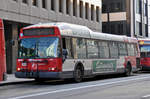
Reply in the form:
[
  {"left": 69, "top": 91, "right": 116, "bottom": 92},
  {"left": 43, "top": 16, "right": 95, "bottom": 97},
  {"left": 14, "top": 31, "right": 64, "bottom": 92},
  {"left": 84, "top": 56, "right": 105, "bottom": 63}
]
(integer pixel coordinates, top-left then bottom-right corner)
[
  {"left": 141, "top": 65, "right": 150, "bottom": 70},
  {"left": 15, "top": 72, "right": 62, "bottom": 79}
]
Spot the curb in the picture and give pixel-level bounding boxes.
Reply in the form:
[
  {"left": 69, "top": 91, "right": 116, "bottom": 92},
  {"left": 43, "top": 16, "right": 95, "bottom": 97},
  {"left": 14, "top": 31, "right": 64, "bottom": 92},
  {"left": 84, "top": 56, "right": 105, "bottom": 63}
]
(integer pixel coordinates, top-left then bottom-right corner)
[{"left": 0, "top": 80, "right": 34, "bottom": 86}]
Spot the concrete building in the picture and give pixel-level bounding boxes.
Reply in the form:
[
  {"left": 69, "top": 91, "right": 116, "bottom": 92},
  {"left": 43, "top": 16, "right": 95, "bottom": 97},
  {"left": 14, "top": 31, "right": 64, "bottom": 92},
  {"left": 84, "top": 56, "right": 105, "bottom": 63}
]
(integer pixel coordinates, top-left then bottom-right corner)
[
  {"left": 0, "top": 0, "right": 102, "bottom": 73},
  {"left": 102, "top": 0, "right": 150, "bottom": 37}
]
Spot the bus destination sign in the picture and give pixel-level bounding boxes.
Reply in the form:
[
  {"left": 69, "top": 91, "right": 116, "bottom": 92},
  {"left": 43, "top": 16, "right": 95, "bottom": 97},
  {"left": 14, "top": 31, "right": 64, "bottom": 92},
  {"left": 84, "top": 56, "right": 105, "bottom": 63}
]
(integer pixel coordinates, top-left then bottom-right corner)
[{"left": 23, "top": 28, "right": 54, "bottom": 36}]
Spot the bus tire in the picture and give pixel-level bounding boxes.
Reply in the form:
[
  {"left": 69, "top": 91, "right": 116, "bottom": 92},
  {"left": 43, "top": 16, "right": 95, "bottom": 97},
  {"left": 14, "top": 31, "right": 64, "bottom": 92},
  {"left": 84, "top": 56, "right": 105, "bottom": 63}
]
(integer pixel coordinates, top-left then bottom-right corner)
[
  {"left": 73, "top": 66, "right": 83, "bottom": 83},
  {"left": 124, "top": 63, "right": 132, "bottom": 76}
]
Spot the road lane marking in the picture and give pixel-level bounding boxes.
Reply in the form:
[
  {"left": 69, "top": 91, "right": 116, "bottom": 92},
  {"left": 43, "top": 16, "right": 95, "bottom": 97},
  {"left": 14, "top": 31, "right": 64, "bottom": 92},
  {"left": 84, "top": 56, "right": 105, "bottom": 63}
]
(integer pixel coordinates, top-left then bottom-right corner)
[
  {"left": 142, "top": 94, "right": 150, "bottom": 99},
  {"left": 10, "top": 75, "right": 150, "bottom": 99}
]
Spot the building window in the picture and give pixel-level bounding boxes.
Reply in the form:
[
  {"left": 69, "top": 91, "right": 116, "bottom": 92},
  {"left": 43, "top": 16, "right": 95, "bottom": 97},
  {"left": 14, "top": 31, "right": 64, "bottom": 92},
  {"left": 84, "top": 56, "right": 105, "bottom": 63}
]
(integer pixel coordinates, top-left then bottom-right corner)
[
  {"left": 110, "top": 2, "right": 115, "bottom": 12},
  {"left": 85, "top": 3, "right": 89, "bottom": 19},
  {"left": 107, "top": 1, "right": 124, "bottom": 12},
  {"left": 116, "top": 2, "right": 122, "bottom": 11},
  {"left": 145, "top": 24, "right": 148, "bottom": 37},
  {"left": 136, "top": 22, "right": 142, "bottom": 36},
  {"left": 144, "top": 3, "right": 148, "bottom": 16},
  {"left": 136, "top": 22, "right": 140, "bottom": 36},
  {"left": 73, "top": 0, "right": 77, "bottom": 16},
  {"left": 110, "top": 24, "right": 115, "bottom": 34},
  {"left": 66, "top": 0, "right": 70, "bottom": 14},
  {"left": 32, "top": 0, "right": 37, "bottom": 6},
  {"left": 91, "top": 5, "right": 94, "bottom": 21},
  {"left": 117, "top": 23, "right": 123, "bottom": 35},
  {"left": 42, "top": 0, "right": 46, "bottom": 9},
  {"left": 103, "top": 21, "right": 126, "bottom": 35},
  {"left": 79, "top": 0, "right": 83, "bottom": 18},
  {"left": 96, "top": 6, "right": 99, "bottom": 22},
  {"left": 102, "top": 23, "right": 108, "bottom": 33},
  {"left": 139, "top": 23, "right": 142, "bottom": 36},
  {"left": 22, "top": 0, "right": 27, "bottom": 4},
  {"left": 51, "top": 0, "right": 55, "bottom": 11},
  {"left": 136, "top": 0, "right": 142, "bottom": 14},
  {"left": 102, "top": 4, "right": 107, "bottom": 13},
  {"left": 59, "top": 0, "right": 62, "bottom": 12}
]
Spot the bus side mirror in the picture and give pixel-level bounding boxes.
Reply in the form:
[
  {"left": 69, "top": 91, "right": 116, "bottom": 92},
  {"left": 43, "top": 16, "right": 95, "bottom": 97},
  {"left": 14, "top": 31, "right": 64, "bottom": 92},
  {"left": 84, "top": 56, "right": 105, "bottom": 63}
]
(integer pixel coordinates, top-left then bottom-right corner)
[{"left": 62, "top": 49, "right": 68, "bottom": 63}]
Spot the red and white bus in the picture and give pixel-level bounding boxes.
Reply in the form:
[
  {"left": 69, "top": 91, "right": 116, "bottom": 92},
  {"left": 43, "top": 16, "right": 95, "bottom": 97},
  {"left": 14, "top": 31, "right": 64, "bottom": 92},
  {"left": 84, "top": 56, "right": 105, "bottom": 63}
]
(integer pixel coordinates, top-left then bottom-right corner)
[
  {"left": 0, "top": 19, "right": 7, "bottom": 81},
  {"left": 15, "top": 23, "right": 140, "bottom": 82},
  {"left": 138, "top": 38, "right": 150, "bottom": 70}
]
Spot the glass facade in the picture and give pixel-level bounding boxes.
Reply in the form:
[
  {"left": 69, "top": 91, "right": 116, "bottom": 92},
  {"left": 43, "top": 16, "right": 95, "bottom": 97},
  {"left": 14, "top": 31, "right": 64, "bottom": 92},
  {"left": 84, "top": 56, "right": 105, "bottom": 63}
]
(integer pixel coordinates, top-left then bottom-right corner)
[
  {"left": 102, "top": 0, "right": 126, "bottom": 13},
  {"left": 102, "top": 0, "right": 149, "bottom": 37}
]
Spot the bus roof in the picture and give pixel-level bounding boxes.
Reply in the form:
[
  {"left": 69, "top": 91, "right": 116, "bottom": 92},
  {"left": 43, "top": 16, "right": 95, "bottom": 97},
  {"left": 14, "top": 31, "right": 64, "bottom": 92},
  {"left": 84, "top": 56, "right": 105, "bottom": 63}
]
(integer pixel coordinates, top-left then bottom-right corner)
[
  {"left": 138, "top": 38, "right": 150, "bottom": 45},
  {"left": 23, "top": 22, "right": 137, "bottom": 43},
  {"left": 138, "top": 38, "right": 150, "bottom": 41}
]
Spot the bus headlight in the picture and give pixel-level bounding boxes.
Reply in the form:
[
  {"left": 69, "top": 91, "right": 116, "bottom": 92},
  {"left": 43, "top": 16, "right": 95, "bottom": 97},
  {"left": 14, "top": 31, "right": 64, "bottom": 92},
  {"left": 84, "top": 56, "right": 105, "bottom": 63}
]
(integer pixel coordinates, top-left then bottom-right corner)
[
  {"left": 17, "top": 68, "right": 21, "bottom": 71},
  {"left": 51, "top": 68, "right": 55, "bottom": 71},
  {"left": 49, "top": 67, "right": 56, "bottom": 71}
]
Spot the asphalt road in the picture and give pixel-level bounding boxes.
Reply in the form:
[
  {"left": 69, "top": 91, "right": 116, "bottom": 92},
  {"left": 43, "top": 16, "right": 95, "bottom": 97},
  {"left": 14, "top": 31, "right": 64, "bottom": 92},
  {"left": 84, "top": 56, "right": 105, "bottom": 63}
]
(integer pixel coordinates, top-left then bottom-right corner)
[{"left": 1, "top": 72, "right": 150, "bottom": 99}]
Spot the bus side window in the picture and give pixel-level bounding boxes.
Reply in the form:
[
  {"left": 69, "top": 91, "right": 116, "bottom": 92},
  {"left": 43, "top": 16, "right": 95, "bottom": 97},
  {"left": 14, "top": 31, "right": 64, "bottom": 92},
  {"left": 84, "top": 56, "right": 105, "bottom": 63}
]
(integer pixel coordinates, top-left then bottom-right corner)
[
  {"left": 72, "top": 38, "right": 86, "bottom": 59},
  {"left": 99, "top": 41, "right": 109, "bottom": 58},
  {"left": 118, "top": 43, "right": 127, "bottom": 56},
  {"left": 62, "top": 38, "right": 73, "bottom": 59},
  {"left": 109, "top": 42, "right": 119, "bottom": 58},
  {"left": 127, "top": 44, "right": 135, "bottom": 56},
  {"left": 134, "top": 44, "right": 138, "bottom": 56},
  {"left": 87, "top": 40, "right": 99, "bottom": 58}
]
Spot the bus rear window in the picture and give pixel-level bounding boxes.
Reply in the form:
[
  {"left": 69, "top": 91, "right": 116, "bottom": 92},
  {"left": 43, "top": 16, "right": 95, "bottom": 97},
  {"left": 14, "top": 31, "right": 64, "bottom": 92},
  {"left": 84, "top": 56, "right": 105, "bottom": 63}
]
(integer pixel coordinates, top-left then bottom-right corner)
[{"left": 23, "top": 28, "right": 55, "bottom": 36}]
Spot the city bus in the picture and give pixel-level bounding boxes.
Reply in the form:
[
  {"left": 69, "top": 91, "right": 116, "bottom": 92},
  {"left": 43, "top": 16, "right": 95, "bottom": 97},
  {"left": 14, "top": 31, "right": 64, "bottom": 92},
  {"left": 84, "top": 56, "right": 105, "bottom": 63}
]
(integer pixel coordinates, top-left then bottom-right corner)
[
  {"left": 138, "top": 38, "right": 150, "bottom": 70},
  {"left": 15, "top": 22, "right": 140, "bottom": 82},
  {"left": 0, "top": 19, "right": 7, "bottom": 81}
]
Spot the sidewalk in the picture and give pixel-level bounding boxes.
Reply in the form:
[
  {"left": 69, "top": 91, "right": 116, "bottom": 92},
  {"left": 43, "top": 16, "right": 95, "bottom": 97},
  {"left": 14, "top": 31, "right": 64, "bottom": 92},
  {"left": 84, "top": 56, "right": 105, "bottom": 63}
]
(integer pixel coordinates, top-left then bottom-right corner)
[{"left": 0, "top": 74, "right": 34, "bottom": 86}]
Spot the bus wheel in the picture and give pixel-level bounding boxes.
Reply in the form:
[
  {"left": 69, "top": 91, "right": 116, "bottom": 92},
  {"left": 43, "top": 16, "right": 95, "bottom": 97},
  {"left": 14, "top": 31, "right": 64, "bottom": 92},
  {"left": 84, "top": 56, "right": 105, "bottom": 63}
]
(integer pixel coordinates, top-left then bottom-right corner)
[
  {"left": 124, "top": 64, "right": 132, "bottom": 76},
  {"left": 73, "top": 67, "right": 83, "bottom": 83}
]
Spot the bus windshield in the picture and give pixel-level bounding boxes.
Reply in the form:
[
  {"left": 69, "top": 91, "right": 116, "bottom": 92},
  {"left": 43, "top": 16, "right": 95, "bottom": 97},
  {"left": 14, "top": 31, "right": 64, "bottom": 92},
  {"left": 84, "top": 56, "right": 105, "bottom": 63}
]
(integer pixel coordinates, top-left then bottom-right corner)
[
  {"left": 18, "top": 37, "right": 60, "bottom": 59},
  {"left": 140, "top": 45, "right": 150, "bottom": 57},
  {"left": 140, "top": 45, "right": 150, "bottom": 52}
]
